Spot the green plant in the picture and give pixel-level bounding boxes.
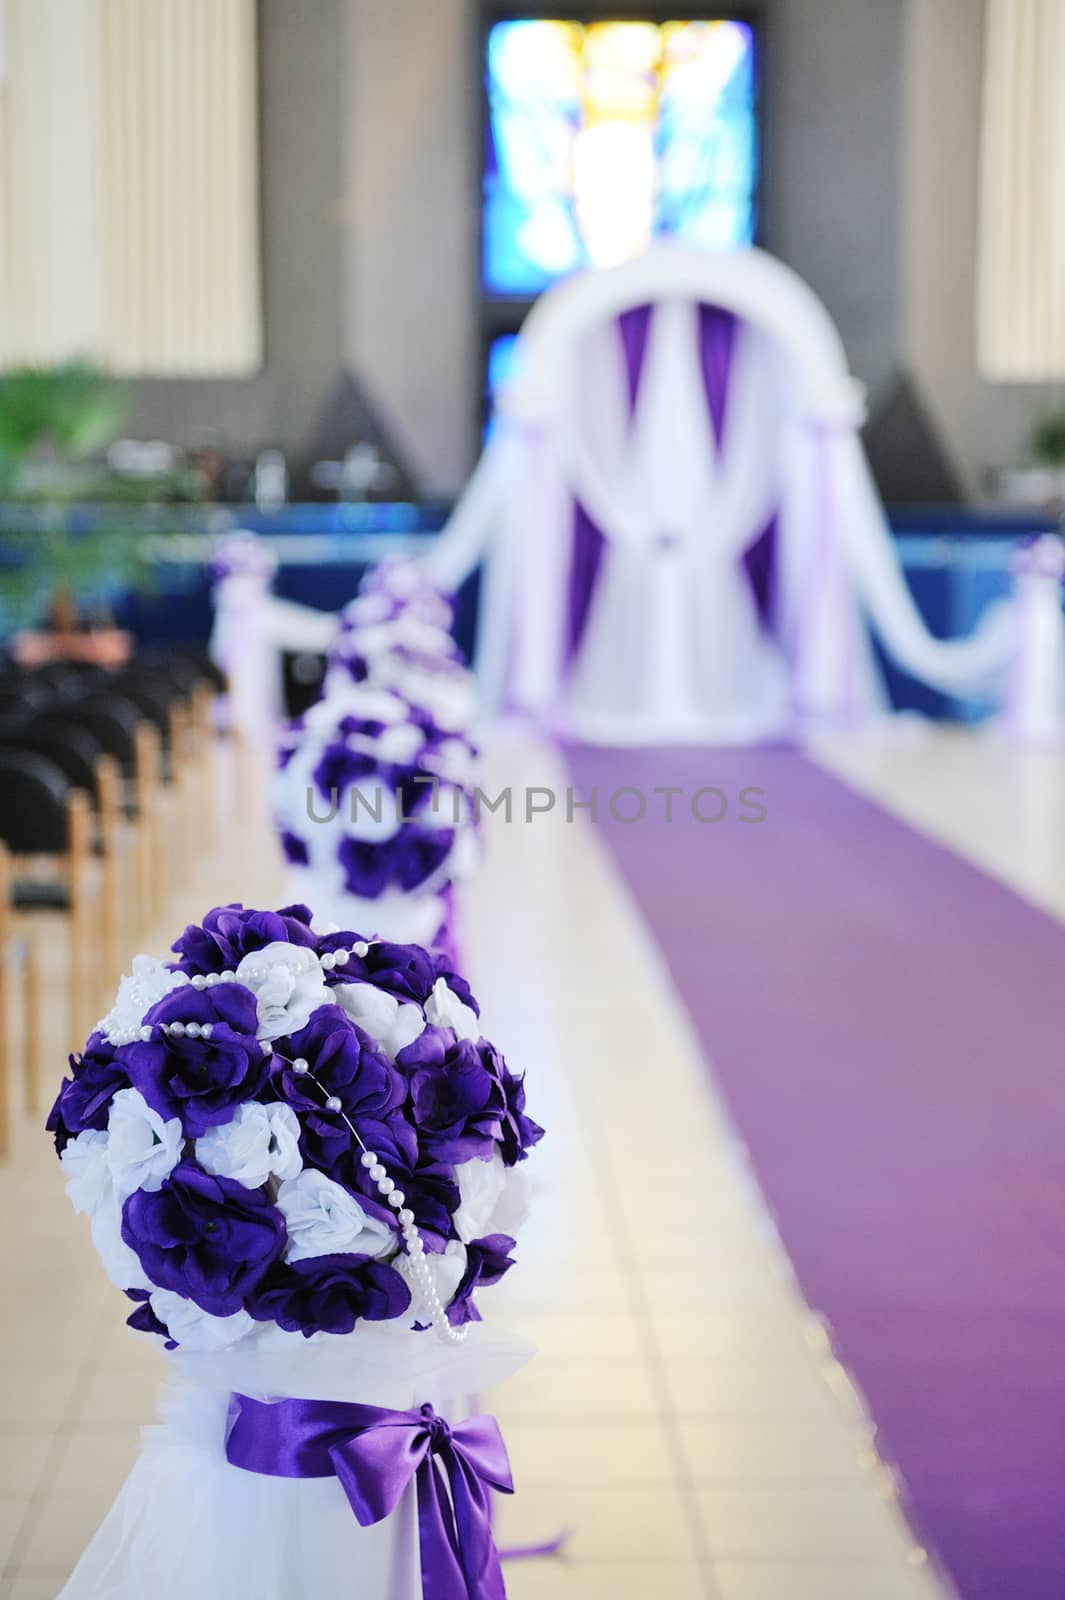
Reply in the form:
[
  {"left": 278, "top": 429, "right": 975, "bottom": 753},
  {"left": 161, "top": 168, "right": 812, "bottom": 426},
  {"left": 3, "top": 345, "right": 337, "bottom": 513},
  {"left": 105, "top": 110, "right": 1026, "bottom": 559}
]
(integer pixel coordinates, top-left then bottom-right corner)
[
  {"left": 1028, "top": 404, "right": 1065, "bottom": 469},
  {"left": 0, "top": 361, "right": 183, "bottom": 629},
  {"left": 0, "top": 360, "right": 126, "bottom": 491}
]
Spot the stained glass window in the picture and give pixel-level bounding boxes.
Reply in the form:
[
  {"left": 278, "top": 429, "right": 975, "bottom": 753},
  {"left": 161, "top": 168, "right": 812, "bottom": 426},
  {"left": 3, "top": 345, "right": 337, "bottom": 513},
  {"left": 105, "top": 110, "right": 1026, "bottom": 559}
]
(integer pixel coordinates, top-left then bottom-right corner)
[{"left": 483, "top": 17, "right": 757, "bottom": 297}]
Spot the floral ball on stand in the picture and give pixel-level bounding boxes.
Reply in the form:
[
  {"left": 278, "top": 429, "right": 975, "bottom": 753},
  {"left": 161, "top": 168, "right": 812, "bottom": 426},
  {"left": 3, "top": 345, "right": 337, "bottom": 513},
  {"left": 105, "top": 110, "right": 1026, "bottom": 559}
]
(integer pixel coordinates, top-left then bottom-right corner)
[
  {"left": 48, "top": 903, "right": 542, "bottom": 1600},
  {"left": 325, "top": 569, "right": 477, "bottom": 738},
  {"left": 272, "top": 684, "right": 480, "bottom": 956}
]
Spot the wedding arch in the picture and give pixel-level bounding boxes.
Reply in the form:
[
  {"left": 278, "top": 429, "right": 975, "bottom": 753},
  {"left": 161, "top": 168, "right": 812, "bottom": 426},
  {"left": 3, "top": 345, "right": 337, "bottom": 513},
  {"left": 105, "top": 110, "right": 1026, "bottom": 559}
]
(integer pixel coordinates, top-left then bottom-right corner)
[{"left": 426, "top": 245, "right": 1021, "bottom": 744}]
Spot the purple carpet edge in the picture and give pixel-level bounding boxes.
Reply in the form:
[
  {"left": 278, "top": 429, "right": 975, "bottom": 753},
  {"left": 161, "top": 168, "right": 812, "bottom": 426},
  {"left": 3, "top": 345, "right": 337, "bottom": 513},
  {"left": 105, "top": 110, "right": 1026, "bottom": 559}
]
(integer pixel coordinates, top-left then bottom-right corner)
[{"left": 567, "top": 744, "right": 1065, "bottom": 1600}]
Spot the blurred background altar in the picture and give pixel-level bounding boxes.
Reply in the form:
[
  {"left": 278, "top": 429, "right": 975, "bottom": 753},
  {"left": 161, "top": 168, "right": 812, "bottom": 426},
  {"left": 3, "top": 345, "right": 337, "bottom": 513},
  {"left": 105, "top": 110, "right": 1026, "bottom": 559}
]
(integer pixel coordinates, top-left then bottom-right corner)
[
  {"left": 1, "top": 4, "right": 1065, "bottom": 1600},
  {"left": 0, "top": 0, "right": 1062, "bottom": 717}
]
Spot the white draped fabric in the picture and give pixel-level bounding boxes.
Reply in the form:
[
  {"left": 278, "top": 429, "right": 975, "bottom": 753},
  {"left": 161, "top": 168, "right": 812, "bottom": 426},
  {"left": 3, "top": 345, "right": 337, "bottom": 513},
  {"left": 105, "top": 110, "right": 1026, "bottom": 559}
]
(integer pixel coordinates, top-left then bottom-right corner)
[
  {"left": 59, "top": 1324, "right": 529, "bottom": 1600},
  {"left": 559, "top": 304, "right": 792, "bottom": 742},
  {"left": 427, "top": 245, "right": 1056, "bottom": 744}
]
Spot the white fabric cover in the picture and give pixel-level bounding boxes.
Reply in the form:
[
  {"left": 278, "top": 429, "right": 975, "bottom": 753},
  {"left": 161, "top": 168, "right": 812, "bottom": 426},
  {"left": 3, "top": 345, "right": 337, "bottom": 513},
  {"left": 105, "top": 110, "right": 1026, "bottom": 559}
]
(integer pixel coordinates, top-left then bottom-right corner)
[{"left": 60, "top": 1324, "right": 529, "bottom": 1600}]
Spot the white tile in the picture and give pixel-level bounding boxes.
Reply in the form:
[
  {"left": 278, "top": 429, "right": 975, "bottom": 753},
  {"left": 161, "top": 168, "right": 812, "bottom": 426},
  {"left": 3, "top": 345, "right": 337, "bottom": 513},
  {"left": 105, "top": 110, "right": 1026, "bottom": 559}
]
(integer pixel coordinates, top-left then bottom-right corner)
[
  {"left": 502, "top": 1560, "right": 712, "bottom": 1599},
  {"left": 497, "top": 1482, "right": 700, "bottom": 1566},
  {"left": 678, "top": 1417, "right": 874, "bottom": 1483},
  {"left": 503, "top": 1419, "right": 676, "bottom": 1488},
  {"left": 713, "top": 1560, "right": 943, "bottom": 1600},
  {"left": 695, "top": 1481, "right": 922, "bottom": 1563}
]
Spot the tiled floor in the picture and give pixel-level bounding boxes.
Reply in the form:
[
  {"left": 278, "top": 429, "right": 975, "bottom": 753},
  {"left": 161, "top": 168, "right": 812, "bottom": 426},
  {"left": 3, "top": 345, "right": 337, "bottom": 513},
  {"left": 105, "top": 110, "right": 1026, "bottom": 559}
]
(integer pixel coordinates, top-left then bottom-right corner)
[{"left": 4, "top": 723, "right": 1057, "bottom": 1598}]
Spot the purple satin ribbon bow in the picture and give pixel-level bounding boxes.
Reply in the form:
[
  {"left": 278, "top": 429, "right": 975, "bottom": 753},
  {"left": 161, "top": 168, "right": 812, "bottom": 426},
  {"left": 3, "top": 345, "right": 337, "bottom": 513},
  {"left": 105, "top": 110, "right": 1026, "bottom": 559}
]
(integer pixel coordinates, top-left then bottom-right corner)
[{"left": 226, "top": 1394, "right": 513, "bottom": 1599}]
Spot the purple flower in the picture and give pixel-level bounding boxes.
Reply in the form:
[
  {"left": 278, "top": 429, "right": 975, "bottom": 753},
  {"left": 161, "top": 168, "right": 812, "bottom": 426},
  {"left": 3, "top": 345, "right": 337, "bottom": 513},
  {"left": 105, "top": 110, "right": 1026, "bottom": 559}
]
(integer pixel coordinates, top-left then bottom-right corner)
[
  {"left": 336, "top": 827, "right": 454, "bottom": 899},
  {"left": 121, "top": 1161, "right": 286, "bottom": 1316},
  {"left": 171, "top": 904, "right": 317, "bottom": 976},
  {"left": 410, "top": 1039, "right": 505, "bottom": 1165},
  {"left": 312, "top": 743, "right": 376, "bottom": 801},
  {"left": 341, "top": 1114, "right": 460, "bottom": 1247},
  {"left": 447, "top": 1234, "right": 516, "bottom": 1327},
  {"left": 274, "top": 1007, "right": 405, "bottom": 1171},
  {"left": 47, "top": 1033, "right": 130, "bottom": 1152},
  {"left": 395, "top": 1024, "right": 452, "bottom": 1072},
  {"left": 280, "top": 830, "right": 309, "bottom": 866},
  {"left": 495, "top": 1056, "right": 544, "bottom": 1167},
  {"left": 249, "top": 1254, "right": 410, "bottom": 1337},
  {"left": 122, "top": 985, "right": 267, "bottom": 1136},
  {"left": 125, "top": 1290, "right": 175, "bottom": 1346},
  {"left": 319, "top": 939, "right": 439, "bottom": 1006}
]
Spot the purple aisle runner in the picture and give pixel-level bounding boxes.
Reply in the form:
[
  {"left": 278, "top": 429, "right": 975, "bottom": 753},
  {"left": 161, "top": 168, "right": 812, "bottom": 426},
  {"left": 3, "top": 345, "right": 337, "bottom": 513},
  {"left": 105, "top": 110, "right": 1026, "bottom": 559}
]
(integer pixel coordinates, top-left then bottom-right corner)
[{"left": 567, "top": 746, "right": 1065, "bottom": 1600}]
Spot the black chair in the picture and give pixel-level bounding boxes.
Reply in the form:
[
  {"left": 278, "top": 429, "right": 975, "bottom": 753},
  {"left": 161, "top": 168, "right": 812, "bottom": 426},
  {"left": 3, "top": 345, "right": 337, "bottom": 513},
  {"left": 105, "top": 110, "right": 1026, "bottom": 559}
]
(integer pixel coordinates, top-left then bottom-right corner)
[
  {"left": 135, "top": 650, "right": 204, "bottom": 695},
  {"left": 108, "top": 672, "right": 177, "bottom": 743},
  {"left": 66, "top": 689, "right": 160, "bottom": 932},
  {"left": 0, "top": 718, "right": 101, "bottom": 795},
  {"left": 65, "top": 692, "right": 141, "bottom": 778},
  {"left": 0, "top": 748, "right": 95, "bottom": 1120},
  {"left": 0, "top": 681, "right": 55, "bottom": 721},
  {"left": 25, "top": 662, "right": 108, "bottom": 701},
  {"left": 172, "top": 646, "right": 226, "bottom": 693}
]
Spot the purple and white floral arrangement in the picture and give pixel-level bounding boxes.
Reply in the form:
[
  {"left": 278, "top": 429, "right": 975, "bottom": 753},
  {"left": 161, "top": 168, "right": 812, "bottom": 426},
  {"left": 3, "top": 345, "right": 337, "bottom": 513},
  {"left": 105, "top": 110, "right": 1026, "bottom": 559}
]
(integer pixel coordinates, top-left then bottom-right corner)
[
  {"left": 272, "top": 683, "right": 480, "bottom": 952},
  {"left": 49, "top": 904, "right": 542, "bottom": 1354},
  {"left": 324, "top": 563, "right": 476, "bottom": 737}
]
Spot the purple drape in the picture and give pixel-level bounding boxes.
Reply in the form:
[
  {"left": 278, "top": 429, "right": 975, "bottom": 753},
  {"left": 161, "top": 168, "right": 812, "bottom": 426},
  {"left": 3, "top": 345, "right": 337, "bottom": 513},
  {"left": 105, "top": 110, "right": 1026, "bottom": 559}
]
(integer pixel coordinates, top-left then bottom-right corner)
[
  {"left": 564, "top": 298, "right": 778, "bottom": 664},
  {"left": 565, "top": 305, "right": 654, "bottom": 662},
  {"left": 696, "top": 303, "right": 779, "bottom": 625},
  {"left": 696, "top": 303, "right": 737, "bottom": 450}
]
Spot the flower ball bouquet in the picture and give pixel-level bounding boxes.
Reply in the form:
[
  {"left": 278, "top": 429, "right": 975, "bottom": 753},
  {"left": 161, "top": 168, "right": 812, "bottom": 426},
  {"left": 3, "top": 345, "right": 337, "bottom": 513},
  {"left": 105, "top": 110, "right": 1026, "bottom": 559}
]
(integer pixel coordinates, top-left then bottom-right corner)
[
  {"left": 348, "top": 557, "right": 456, "bottom": 633},
  {"left": 325, "top": 574, "right": 476, "bottom": 739},
  {"left": 49, "top": 903, "right": 541, "bottom": 1600},
  {"left": 273, "top": 682, "right": 480, "bottom": 955}
]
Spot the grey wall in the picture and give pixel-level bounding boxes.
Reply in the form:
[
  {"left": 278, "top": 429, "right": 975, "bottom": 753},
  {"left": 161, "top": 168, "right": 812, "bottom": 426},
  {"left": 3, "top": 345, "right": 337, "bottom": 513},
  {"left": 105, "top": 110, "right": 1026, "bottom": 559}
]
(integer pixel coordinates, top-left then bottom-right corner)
[
  {"left": 123, "top": 0, "right": 347, "bottom": 459},
  {"left": 344, "top": 0, "right": 477, "bottom": 497},
  {"left": 764, "top": 0, "right": 904, "bottom": 399}
]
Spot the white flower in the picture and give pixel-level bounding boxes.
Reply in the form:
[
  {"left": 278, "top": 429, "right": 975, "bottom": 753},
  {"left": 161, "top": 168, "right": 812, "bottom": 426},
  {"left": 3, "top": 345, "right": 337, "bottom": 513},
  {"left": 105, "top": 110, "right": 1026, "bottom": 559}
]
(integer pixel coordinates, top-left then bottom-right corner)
[
  {"left": 234, "top": 941, "right": 334, "bottom": 1041},
  {"left": 197, "top": 1102, "right": 303, "bottom": 1189},
  {"left": 105, "top": 1088, "right": 183, "bottom": 1197},
  {"left": 452, "top": 1151, "right": 530, "bottom": 1244},
  {"left": 373, "top": 723, "right": 426, "bottom": 765},
  {"left": 149, "top": 1289, "right": 255, "bottom": 1351},
  {"left": 90, "top": 1196, "right": 152, "bottom": 1292},
  {"left": 60, "top": 1129, "right": 154, "bottom": 1291},
  {"left": 60, "top": 1129, "right": 111, "bottom": 1215},
  {"left": 304, "top": 685, "right": 407, "bottom": 730},
  {"left": 276, "top": 1169, "right": 394, "bottom": 1262},
  {"left": 99, "top": 955, "right": 188, "bottom": 1044},
  {"left": 491, "top": 1166, "right": 531, "bottom": 1238},
  {"left": 394, "top": 1240, "right": 467, "bottom": 1325},
  {"left": 334, "top": 982, "right": 425, "bottom": 1060},
  {"left": 425, "top": 978, "right": 479, "bottom": 1043},
  {"left": 452, "top": 1151, "right": 505, "bottom": 1243}
]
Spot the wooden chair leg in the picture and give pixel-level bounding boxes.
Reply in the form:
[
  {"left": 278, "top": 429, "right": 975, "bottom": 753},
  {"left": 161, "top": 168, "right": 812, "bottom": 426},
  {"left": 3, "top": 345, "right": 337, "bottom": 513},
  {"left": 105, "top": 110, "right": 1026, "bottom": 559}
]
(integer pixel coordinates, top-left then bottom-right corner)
[
  {"left": 172, "top": 701, "right": 193, "bottom": 882},
  {"left": 95, "top": 756, "right": 122, "bottom": 997},
  {"left": 192, "top": 685, "right": 217, "bottom": 848},
  {"left": 134, "top": 724, "right": 162, "bottom": 933},
  {"left": 23, "top": 929, "right": 43, "bottom": 1117}
]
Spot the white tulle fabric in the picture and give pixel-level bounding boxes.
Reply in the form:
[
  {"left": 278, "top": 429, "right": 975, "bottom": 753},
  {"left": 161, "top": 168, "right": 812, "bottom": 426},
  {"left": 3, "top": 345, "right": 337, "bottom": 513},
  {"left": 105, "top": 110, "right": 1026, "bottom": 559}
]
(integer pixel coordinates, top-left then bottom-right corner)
[
  {"left": 60, "top": 1324, "right": 530, "bottom": 1600},
  {"left": 560, "top": 306, "right": 792, "bottom": 742}
]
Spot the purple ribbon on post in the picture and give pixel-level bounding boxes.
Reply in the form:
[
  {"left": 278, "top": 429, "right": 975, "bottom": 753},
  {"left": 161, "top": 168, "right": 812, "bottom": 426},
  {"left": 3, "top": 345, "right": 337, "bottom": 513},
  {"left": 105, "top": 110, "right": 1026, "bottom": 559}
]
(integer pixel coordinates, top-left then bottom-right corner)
[{"left": 226, "top": 1395, "right": 513, "bottom": 1599}]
